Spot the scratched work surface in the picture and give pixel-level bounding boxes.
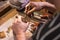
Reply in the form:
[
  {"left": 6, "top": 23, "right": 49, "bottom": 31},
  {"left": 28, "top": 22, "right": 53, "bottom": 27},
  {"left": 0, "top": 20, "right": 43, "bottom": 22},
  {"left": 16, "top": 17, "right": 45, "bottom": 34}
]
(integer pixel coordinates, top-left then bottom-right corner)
[{"left": 0, "top": 9, "right": 18, "bottom": 40}]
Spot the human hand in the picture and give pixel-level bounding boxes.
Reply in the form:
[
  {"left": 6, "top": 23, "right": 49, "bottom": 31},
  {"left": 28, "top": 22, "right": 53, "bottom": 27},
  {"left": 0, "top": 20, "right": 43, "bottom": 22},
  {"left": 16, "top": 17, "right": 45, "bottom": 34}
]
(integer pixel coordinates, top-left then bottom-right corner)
[
  {"left": 12, "top": 16, "right": 29, "bottom": 35},
  {"left": 24, "top": 2, "right": 56, "bottom": 15},
  {"left": 24, "top": 2, "right": 37, "bottom": 15}
]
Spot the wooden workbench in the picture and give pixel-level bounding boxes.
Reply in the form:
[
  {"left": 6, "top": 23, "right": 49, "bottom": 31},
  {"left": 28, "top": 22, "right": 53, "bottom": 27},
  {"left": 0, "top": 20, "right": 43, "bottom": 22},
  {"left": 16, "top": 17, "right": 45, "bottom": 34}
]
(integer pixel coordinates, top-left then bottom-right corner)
[{"left": 0, "top": 9, "right": 18, "bottom": 25}]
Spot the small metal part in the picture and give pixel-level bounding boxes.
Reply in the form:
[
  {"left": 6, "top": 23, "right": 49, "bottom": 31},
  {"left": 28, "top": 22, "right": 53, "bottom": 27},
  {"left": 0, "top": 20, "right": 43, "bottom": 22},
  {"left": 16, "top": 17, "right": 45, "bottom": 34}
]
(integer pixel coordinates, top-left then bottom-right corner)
[
  {"left": 22, "top": 17, "right": 27, "bottom": 23},
  {"left": 15, "top": 16, "right": 18, "bottom": 18}
]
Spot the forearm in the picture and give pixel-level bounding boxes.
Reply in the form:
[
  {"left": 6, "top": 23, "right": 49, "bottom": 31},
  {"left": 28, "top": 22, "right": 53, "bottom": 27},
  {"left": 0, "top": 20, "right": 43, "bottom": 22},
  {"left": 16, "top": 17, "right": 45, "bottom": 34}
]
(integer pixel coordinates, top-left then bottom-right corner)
[
  {"left": 44, "top": 2, "right": 56, "bottom": 13},
  {"left": 15, "top": 31, "right": 26, "bottom": 40}
]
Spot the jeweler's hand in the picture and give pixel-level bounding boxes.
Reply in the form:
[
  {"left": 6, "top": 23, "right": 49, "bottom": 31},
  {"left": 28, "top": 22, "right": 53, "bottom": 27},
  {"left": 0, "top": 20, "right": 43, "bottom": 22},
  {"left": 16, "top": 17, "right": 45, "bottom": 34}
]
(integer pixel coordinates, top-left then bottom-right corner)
[
  {"left": 12, "top": 16, "right": 29, "bottom": 34},
  {"left": 24, "top": 2, "right": 56, "bottom": 15}
]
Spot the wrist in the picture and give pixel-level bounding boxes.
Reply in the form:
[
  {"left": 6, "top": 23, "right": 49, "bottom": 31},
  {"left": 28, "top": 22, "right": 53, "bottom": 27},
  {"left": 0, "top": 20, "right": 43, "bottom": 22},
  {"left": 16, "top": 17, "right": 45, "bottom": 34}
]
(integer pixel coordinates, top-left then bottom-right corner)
[
  {"left": 15, "top": 31, "right": 25, "bottom": 35},
  {"left": 15, "top": 32, "right": 26, "bottom": 40}
]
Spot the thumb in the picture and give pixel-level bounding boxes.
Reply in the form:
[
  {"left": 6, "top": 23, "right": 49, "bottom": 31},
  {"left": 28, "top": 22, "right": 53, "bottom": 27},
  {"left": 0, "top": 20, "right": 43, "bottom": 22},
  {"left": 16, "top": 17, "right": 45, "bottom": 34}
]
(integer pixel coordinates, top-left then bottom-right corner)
[
  {"left": 26, "top": 22, "right": 30, "bottom": 28},
  {"left": 17, "top": 16, "right": 23, "bottom": 22}
]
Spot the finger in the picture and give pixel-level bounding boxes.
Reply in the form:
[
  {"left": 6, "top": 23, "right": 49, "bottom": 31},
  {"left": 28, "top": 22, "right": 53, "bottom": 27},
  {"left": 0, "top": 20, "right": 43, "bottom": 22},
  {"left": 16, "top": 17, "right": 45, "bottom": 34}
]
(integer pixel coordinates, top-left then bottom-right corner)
[
  {"left": 12, "top": 25, "right": 17, "bottom": 34},
  {"left": 13, "top": 19, "right": 18, "bottom": 24},
  {"left": 24, "top": 5, "right": 28, "bottom": 13},
  {"left": 25, "top": 2, "right": 31, "bottom": 13},
  {"left": 27, "top": 22, "right": 30, "bottom": 24},
  {"left": 17, "top": 16, "right": 25, "bottom": 23},
  {"left": 26, "top": 22, "right": 30, "bottom": 28},
  {"left": 25, "top": 2, "right": 31, "bottom": 8},
  {"left": 27, "top": 7, "right": 36, "bottom": 14},
  {"left": 17, "top": 16, "right": 22, "bottom": 22},
  {"left": 12, "top": 24, "right": 16, "bottom": 31}
]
